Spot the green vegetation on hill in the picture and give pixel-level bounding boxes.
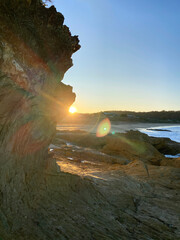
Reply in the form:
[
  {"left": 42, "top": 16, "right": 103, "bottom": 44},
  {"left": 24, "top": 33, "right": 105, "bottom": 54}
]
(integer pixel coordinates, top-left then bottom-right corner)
[{"left": 104, "top": 110, "right": 180, "bottom": 123}]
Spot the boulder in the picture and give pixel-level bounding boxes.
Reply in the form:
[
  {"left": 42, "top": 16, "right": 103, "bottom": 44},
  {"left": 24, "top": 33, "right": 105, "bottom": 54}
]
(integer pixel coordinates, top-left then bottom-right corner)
[
  {"left": 150, "top": 137, "right": 180, "bottom": 155},
  {"left": 102, "top": 132, "right": 164, "bottom": 165}
]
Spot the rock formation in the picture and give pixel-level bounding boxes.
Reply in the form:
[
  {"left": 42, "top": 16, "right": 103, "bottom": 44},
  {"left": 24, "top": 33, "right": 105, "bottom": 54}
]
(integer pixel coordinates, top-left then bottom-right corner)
[
  {"left": 0, "top": 1, "right": 180, "bottom": 240},
  {"left": 0, "top": 1, "right": 80, "bottom": 238},
  {"left": 150, "top": 136, "right": 180, "bottom": 155}
]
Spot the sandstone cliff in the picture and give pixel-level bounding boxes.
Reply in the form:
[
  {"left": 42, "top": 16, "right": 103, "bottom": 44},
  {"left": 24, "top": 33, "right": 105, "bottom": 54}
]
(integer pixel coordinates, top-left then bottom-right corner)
[{"left": 0, "top": 1, "right": 80, "bottom": 238}]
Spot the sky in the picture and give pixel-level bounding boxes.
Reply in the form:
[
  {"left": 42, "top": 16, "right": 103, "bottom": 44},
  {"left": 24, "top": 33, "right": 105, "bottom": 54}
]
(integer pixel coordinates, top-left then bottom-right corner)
[{"left": 47, "top": 0, "right": 180, "bottom": 113}]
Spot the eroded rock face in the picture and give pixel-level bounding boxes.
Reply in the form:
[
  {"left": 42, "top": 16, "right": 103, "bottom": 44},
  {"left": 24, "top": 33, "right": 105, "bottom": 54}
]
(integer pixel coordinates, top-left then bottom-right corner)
[
  {"left": 0, "top": 1, "right": 80, "bottom": 237},
  {"left": 0, "top": 1, "right": 79, "bottom": 164}
]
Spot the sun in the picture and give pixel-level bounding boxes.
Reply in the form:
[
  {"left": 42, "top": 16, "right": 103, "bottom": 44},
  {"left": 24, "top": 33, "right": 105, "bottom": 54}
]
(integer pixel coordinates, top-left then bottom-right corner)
[{"left": 69, "top": 106, "right": 77, "bottom": 114}]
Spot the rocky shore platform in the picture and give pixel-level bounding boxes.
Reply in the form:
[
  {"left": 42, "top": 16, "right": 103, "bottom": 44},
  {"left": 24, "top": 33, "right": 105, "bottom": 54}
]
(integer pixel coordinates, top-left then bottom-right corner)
[{"left": 38, "top": 129, "right": 180, "bottom": 240}]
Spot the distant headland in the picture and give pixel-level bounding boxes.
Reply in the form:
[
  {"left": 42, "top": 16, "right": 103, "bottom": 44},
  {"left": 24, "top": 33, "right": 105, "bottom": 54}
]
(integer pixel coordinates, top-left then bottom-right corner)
[{"left": 62, "top": 110, "right": 180, "bottom": 124}]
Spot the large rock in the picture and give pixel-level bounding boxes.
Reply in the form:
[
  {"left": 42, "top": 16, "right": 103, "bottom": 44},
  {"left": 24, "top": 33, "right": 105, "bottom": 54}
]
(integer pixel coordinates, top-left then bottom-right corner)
[
  {"left": 0, "top": 1, "right": 80, "bottom": 238},
  {"left": 102, "top": 131, "right": 165, "bottom": 165},
  {"left": 150, "top": 137, "right": 180, "bottom": 155}
]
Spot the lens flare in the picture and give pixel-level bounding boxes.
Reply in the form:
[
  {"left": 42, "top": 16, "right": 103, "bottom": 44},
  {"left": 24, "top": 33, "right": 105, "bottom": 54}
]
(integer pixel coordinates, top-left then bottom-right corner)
[{"left": 96, "top": 118, "right": 111, "bottom": 137}]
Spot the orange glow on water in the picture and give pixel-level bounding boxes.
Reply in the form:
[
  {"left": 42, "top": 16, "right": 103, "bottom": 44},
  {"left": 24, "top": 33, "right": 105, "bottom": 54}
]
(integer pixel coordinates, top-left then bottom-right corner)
[{"left": 96, "top": 118, "right": 111, "bottom": 137}]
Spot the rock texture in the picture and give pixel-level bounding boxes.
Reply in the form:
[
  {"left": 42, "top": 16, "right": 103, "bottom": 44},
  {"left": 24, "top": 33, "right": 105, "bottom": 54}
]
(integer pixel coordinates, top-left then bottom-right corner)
[
  {"left": 0, "top": 1, "right": 180, "bottom": 240},
  {"left": 0, "top": 1, "right": 80, "bottom": 239},
  {"left": 150, "top": 137, "right": 180, "bottom": 155},
  {"left": 102, "top": 131, "right": 165, "bottom": 166}
]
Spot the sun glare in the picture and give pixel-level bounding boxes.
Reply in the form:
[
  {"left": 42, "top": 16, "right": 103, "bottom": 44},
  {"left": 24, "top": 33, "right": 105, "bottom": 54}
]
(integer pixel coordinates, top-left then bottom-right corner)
[{"left": 69, "top": 106, "right": 77, "bottom": 114}]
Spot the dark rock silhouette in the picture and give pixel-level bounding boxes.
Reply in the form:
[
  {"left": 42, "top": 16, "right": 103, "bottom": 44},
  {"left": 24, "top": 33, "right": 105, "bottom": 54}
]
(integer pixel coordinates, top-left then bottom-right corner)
[{"left": 146, "top": 128, "right": 172, "bottom": 132}]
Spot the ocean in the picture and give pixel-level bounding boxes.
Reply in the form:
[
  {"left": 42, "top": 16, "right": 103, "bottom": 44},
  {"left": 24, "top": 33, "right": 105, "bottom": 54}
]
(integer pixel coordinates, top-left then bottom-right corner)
[
  {"left": 139, "top": 125, "right": 180, "bottom": 158},
  {"left": 57, "top": 123, "right": 180, "bottom": 142},
  {"left": 139, "top": 125, "right": 180, "bottom": 143}
]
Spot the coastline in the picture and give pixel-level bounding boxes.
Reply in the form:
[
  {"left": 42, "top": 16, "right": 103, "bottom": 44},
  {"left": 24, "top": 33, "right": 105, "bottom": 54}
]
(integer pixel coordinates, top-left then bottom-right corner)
[
  {"left": 54, "top": 123, "right": 180, "bottom": 156},
  {"left": 57, "top": 121, "right": 180, "bottom": 134}
]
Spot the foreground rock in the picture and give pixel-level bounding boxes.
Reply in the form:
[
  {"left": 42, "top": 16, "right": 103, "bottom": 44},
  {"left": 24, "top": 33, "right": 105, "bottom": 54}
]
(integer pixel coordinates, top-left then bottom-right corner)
[
  {"left": 0, "top": 1, "right": 80, "bottom": 239},
  {"left": 0, "top": 1, "right": 180, "bottom": 239},
  {"left": 1, "top": 148, "right": 180, "bottom": 239},
  {"left": 56, "top": 130, "right": 166, "bottom": 165}
]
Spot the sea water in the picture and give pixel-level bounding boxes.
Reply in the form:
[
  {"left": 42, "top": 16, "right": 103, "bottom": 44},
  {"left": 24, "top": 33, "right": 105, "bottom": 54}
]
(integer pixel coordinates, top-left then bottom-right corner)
[
  {"left": 139, "top": 125, "right": 180, "bottom": 143},
  {"left": 139, "top": 125, "right": 180, "bottom": 158}
]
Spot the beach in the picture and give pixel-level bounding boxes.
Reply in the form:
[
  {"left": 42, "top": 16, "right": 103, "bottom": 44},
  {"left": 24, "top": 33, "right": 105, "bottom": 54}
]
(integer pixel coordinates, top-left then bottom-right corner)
[{"left": 57, "top": 121, "right": 180, "bottom": 138}]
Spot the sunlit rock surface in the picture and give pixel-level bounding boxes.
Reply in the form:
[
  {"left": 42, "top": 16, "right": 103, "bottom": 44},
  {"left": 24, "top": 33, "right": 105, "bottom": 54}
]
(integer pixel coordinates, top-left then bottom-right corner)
[{"left": 0, "top": 1, "right": 180, "bottom": 240}]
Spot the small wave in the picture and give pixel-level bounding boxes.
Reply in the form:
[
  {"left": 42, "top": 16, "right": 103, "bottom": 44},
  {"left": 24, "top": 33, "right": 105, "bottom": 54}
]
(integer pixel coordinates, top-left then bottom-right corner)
[
  {"left": 139, "top": 125, "right": 180, "bottom": 143},
  {"left": 165, "top": 154, "right": 180, "bottom": 158}
]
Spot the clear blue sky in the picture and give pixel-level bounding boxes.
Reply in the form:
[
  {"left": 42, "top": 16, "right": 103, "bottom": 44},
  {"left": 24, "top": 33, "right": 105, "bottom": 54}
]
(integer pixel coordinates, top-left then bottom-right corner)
[{"left": 48, "top": 0, "right": 180, "bottom": 113}]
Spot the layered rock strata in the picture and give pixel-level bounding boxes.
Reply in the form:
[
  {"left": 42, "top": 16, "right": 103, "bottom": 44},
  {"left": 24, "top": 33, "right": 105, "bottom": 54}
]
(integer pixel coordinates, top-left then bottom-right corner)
[{"left": 0, "top": 1, "right": 80, "bottom": 238}]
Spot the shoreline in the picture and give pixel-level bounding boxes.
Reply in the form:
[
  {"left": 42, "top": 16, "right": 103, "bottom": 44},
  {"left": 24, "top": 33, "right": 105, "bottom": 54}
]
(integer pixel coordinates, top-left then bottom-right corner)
[
  {"left": 57, "top": 121, "right": 180, "bottom": 134},
  {"left": 55, "top": 123, "right": 180, "bottom": 158}
]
